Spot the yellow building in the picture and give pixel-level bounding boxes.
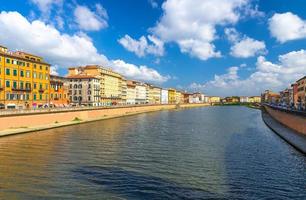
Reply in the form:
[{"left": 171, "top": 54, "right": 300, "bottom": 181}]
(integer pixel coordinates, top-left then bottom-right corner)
[
  {"left": 121, "top": 78, "right": 127, "bottom": 105},
  {"left": 0, "top": 45, "right": 50, "bottom": 109},
  {"left": 210, "top": 96, "right": 221, "bottom": 103},
  {"left": 147, "top": 84, "right": 161, "bottom": 104},
  {"left": 168, "top": 88, "right": 176, "bottom": 104},
  {"left": 175, "top": 91, "right": 182, "bottom": 104},
  {"left": 68, "top": 65, "right": 123, "bottom": 106},
  {"left": 249, "top": 96, "right": 261, "bottom": 103}
]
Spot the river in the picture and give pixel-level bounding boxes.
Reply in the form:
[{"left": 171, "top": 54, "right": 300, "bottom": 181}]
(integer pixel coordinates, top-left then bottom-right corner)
[{"left": 0, "top": 106, "right": 305, "bottom": 199}]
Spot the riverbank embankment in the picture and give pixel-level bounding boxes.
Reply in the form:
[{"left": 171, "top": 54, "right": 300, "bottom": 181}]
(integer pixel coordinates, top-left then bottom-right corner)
[
  {"left": 262, "top": 105, "right": 306, "bottom": 154},
  {"left": 0, "top": 103, "right": 209, "bottom": 137}
]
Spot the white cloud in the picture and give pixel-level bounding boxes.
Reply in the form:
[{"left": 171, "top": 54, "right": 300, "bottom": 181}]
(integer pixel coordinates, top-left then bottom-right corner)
[
  {"left": 74, "top": 5, "right": 108, "bottom": 31},
  {"left": 225, "top": 28, "right": 266, "bottom": 58},
  {"left": 118, "top": 34, "right": 164, "bottom": 57},
  {"left": 269, "top": 12, "right": 306, "bottom": 43},
  {"left": 50, "top": 65, "right": 59, "bottom": 75},
  {"left": 188, "top": 50, "right": 306, "bottom": 96},
  {"left": 231, "top": 37, "right": 266, "bottom": 58},
  {"left": 30, "top": 0, "right": 62, "bottom": 14},
  {"left": 0, "top": 11, "right": 169, "bottom": 83},
  {"left": 121, "top": 0, "right": 263, "bottom": 60},
  {"left": 111, "top": 60, "right": 170, "bottom": 83},
  {"left": 150, "top": 0, "right": 252, "bottom": 60}
]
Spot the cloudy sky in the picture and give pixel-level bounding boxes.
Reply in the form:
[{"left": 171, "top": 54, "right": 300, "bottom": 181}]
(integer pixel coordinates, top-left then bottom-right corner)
[{"left": 0, "top": 0, "right": 305, "bottom": 96}]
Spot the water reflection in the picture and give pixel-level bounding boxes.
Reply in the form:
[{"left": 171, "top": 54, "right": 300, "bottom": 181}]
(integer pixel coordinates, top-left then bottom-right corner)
[{"left": 0, "top": 107, "right": 305, "bottom": 199}]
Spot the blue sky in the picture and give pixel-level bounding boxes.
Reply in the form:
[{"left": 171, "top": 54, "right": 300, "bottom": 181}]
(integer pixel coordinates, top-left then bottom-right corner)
[{"left": 0, "top": 0, "right": 305, "bottom": 96}]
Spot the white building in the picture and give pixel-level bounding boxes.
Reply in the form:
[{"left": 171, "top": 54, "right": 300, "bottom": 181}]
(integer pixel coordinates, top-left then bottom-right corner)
[
  {"left": 203, "top": 96, "right": 210, "bottom": 103},
  {"left": 189, "top": 93, "right": 204, "bottom": 103},
  {"left": 240, "top": 96, "right": 249, "bottom": 103},
  {"left": 161, "top": 89, "right": 169, "bottom": 104},
  {"left": 126, "top": 80, "right": 136, "bottom": 105},
  {"left": 135, "top": 82, "right": 147, "bottom": 104}
]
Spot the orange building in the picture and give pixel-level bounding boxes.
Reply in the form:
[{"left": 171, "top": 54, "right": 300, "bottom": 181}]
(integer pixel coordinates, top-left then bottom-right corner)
[{"left": 49, "top": 75, "right": 69, "bottom": 107}]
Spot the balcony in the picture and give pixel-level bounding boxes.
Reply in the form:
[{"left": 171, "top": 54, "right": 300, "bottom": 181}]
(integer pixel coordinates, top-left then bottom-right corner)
[
  {"left": 39, "top": 89, "right": 45, "bottom": 93},
  {"left": 12, "top": 88, "right": 32, "bottom": 92}
]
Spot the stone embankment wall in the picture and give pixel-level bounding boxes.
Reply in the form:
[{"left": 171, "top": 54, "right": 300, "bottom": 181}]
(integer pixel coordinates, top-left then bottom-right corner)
[
  {"left": 0, "top": 104, "right": 209, "bottom": 133},
  {"left": 264, "top": 105, "right": 306, "bottom": 135}
]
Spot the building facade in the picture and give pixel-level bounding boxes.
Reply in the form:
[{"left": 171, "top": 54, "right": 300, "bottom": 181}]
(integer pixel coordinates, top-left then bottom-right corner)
[
  {"left": 49, "top": 75, "right": 69, "bottom": 107},
  {"left": 168, "top": 88, "right": 176, "bottom": 104},
  {"left": 239, "top": 96, "right": 249, "bottom": 103},
  {"left": 126, "top": 80, "right": 136, "bottom": 105},
  {"left": 121, "top": 79, "right": 127, "bottom": 105},
  {"left": 0, "top": 45, "right": 50, "bottom": 109},
  {"left": 296, "top": 76, "right": 306, "bottom": 110},
  {"left": 291, "top": 83, "right": 298, "bottom": 108},
  {"left": 147, "top": 85, "right": 161, "bottom": 104},
  {"left": 68, "top": 65, "right": 123, "bottom": 106},
  {"left": 67, "top": 75, "right": 101, "bottom": 106},
  {"left": 210, "top": 96, "right": 221, "bottom": 103},
  {"left": 135, "top": 82, "right": 147, "bottom": 104},
  {"left": 161, "top": 89, "right": 168, "bottom": 104}
]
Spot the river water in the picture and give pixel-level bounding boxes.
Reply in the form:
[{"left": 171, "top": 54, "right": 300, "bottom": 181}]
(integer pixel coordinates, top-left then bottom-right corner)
[{"left": 0, "top": 106, "right": 305, "bottom": 199}]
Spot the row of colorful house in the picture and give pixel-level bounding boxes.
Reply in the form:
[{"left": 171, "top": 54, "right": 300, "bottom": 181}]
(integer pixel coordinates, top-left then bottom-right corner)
[
  {"left": 0, "top": 45, "right": 223, "bottom": 109},
  {"left": 261, "top": 76, "right": 306, "bottom": 110},
  {"left": 221, "top": 96, "right": 261, "bottom": 103}
]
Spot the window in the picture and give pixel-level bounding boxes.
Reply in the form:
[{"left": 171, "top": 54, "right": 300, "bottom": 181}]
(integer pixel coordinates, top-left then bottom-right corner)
[
  {"left": 26, "top": 63, "right": 29, "bottom": 67},
  {"left": 26, "top": 71, "right": 30, "bottom": 78},
  {"left": 26, "top": 94, "right": 30, "bottom": 100},
  {"left": 20, "top": 81, "right": 24, "bottom": 89},
  {"left": 34, "top": 83, "right": 37, "bottom": 89},
  {"left": 33, "top": 72, "right": 37, "bottom": 78},
  {"left": 34, "top": 64, "right": 36, "bottom": 69},
  {"left": 5, "top": 68, "right": 10, "bottom": 75},
  {"left": 45, "top": 83, "right": 48, "bottom": 90},
  {"left": 5, "top": 80, "right": 10, "bottom": 87},
  {"left": 39, "top": 65, "right": 42, "bottom": 70},
  {"left": 12, "top": 60, "right": 17, "bottom": 65},
  {"left": 33, "top": 94, "right": 37, "bottom": 100},
  {"left": 6, "top": 58, "right": 10, "bottom": 64},
  {"left": 39, "top": 73, "right": 42, "bottom": 79},
  {"left": 45, "top": 74, "right": 49, "bottom": 80},
  {"left": 26, "top": 82, "right": 31, "bottom": 89},
  {"left": 39, "top": 83, "right": 42, "bottom": 90},
  {"left": 20, "top": 70, "right": 24, "bottom": 77},
  {"left": 39, "top": 94, "right": 42, "bottom": 100},
  {"left": 13, "top": 69, "right": 17, "bottom": 76},
  {"left": 46, "top": 66, "right": 48, "bottom": 70},
  {"left": 13, "top": 81, "right": 17, "bottom": 89}
]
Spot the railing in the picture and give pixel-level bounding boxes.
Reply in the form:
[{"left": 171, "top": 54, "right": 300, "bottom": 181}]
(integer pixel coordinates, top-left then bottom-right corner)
[
  {"left": 263, "top": 103, "right": 306, "bottom": 117},
  {"left": 0, "top": 103, "right": 208, "bottom": 117},
  {"left": 12, "top": 88, "right": 32, "bottom": 92}
]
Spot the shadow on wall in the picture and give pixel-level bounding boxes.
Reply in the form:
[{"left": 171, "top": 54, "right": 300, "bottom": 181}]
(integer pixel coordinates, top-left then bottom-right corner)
[{"left": 73, "top": 166, "right": 221, "bottom": 199}]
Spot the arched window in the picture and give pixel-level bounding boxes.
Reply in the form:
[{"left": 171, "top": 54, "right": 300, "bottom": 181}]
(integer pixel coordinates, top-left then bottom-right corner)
[
  {"left": 78, "top": 84, "right": 82, "bottom": 89},
  {"left": 74, "top": 84, "right": 78, "bottom": 89}
]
